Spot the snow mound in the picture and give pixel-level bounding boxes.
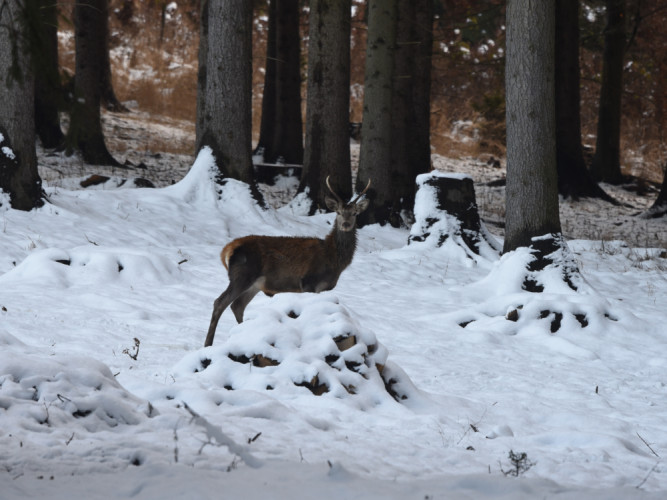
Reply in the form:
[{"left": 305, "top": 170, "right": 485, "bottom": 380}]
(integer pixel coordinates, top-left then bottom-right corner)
[
  {"left": 453, "top": 235, "right": 628, "bottom": 342},
  {"left": 0, "top": 247, "right": 182, "bottom": 287},
  {"left": 172, "top": 295, "right": 417, "bottom": 406},
  {"left": 0, "top": 331, "right": 154, "bottom": 432},
  {"left": 54, "top": 175, "right": 155, "bottom": 191},
  {"left": 165, "top": 147, "right": 257, "bottom": 208}
]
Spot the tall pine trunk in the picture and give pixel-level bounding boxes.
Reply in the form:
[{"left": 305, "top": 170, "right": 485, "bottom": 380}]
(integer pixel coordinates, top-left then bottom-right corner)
[
  {"left": 196, "top": 0, "right": 257, "bottom": 192},
  {"left": 101, "top": 4, "right": 127, "bottom": 112},
  {"left": 255, "top": 0, "right": 277, "bottom": 157},
  {"left": 590, "top": 0, "right": 625, "bottom": 184},
  {"left": 0, "top": 0, "right": 43, "bottom": 210},
  {"left": 298, "top": 0, "right": 352, "bottom": 211},
  {"left": 388, "top": 0, "right": 433, "bottom": 226},
  {"left": 409, "top": 0, "right": 433, "bottom": 183},
  {"left": 268, "top": 0, "right": 303, "bottom": 164},
  {"left": 65, "top": 0, "right": 119, "bottom": 166},
  {"left": 34, "top": 0, "right": 65, "bottom": 149},
  {"left": 555, "top": 0, "right": 610, "bottom": 200},
  {"left": 356, "top": 0, "right": 397, "bottom": 226},
  {"left": 504, "top": 0, "right": 561, "bottom": 253}
]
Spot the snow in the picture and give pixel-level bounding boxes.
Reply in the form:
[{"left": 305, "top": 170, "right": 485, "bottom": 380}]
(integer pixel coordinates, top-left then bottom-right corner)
[{"left": 1, "top": 148, "right": 666, "bottom": 499}]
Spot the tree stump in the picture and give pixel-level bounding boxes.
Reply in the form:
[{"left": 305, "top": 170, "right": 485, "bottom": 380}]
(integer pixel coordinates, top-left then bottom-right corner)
[{"left": 408, "top": 171, "right": 501, "bottom": 259}]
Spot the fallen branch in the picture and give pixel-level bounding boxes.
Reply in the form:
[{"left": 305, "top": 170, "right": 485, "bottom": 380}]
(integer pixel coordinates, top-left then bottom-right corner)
[{"left": 184, "top": 403, "right": 262, "bottom": 469}]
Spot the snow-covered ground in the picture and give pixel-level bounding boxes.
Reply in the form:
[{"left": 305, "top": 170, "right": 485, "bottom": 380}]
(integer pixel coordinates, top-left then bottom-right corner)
[{"left": 1, "top": 133, "right": 666, "bottom": 498}]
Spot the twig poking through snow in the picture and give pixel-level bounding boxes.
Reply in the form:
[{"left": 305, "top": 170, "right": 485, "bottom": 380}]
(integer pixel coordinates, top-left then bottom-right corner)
[
  {"left": 637, "top": 432, "right": 660, "bottom": 458},
  {"left": 183, "top": 403, "right": 263, "bottom": 469}
]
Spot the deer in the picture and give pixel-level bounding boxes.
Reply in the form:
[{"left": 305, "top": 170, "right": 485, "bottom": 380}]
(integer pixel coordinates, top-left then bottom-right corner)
[{"left": 204, "top": 177, "right": 371, "bottom": 347}]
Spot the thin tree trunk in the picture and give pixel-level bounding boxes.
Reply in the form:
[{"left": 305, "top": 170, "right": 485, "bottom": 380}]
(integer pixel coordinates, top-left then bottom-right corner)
[
  {"left": 504, "top": 0, "right": 561, "bottom": 253},
  {"left": 388, "top": 1, "right": 414, "bottom": 225},
  {"left": 298, "top": 0, "right": 352, "bottom": 212},
  {"left": 590, "top": 0, "right": 625, "bottom": 184},
  {"left": 195, "top": 0, "right": 209, "bottom": 148},
  {"left": 255, "top": 0, "right": 277, "bottom": 157},
  {"left": 409, "top": 0, "right": 433, "bottom": 182},
  {"left": 555, "top": 0, "right": 612, "bottom": 201},
  {"left": 34, "top": 0, "right": 65, "bottom": 149},
  {"left": 268, "top": 0, "right": 303, "bottom": 164},
  {"left": 101, "top": 4, "right": 128, "bottom": 113},
  {"left": 65, "top": 0, "right": 119, "bottom": 166}
]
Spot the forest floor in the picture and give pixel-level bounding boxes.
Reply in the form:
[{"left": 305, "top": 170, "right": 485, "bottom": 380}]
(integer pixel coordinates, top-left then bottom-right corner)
[
  {"left": 4, "top": 106, "right": 666, "bottom": 499},
  {"left": 38, "top": 108, "right": 667, "bottom": 251}
]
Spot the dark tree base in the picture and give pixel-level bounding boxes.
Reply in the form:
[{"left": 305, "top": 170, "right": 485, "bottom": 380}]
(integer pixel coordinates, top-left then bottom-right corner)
[
  {"left": 456, "top": 233, "right": 622, "bottom": 335},
  {"left": 521, "top": 233, "right": 579, "bottom": 292},
  {"left": 0, "top": 127, "right": 44, "bottom": 211}
]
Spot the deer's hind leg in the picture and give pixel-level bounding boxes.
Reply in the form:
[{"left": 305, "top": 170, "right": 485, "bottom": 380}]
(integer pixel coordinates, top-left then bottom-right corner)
[
  {"left": 205, "top": 270, "right": 258, "bottom": 347},
  {"left": 230, "top": 287, "right": 260, "bottom": 323}
]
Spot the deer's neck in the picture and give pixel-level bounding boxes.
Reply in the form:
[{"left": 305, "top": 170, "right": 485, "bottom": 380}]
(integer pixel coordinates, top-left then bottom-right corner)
[{"left": 326, "top": 227, "right": 357, "bottom": 271}]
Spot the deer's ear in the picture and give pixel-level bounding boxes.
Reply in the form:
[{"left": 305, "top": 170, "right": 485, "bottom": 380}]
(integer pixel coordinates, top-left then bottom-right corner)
[
  {"left": 354, "top": 198, "right": 369, "bottom": 214},
  {"left": 325, "top": 196, "right": 339, "bottom": 212}
]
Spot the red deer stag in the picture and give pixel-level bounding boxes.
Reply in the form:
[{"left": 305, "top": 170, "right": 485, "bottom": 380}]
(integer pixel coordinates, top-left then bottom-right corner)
[{"left": 205, "top": 177, "right": 371, "bottom": 347}]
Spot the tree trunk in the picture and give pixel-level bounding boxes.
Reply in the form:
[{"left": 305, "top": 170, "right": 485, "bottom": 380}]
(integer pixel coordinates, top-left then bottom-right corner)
[
  {"left": 0, "top": 0, "right": 43, "bottom": 210},
  {"left": 65, "top": 0, "right": 119, "bottom": 166},
  {"left": 504, "top": 0, "right": 561, "bottom": 253},
  {"left": 101, "top": 4, "right": 128, "bottom": 113},
  {"left": 267, "top": 0, "right": 303, "bottom": 164},
  {"left": 255, "top": 0, "right": 277, "bottom": 157},
  {"left": 387, "top": 1, "right": 414, "bottom": 224},
  {"left": 34, "top": 0, "right": 65, "bottom": 149},
  {"left": 298, "top": 0, "right": 352, "bottom": 212},
  {"left": 409, "top": 0, "right": 433, "bottom": 182},
  {"left": 555, "top": 0, "right": 611, "bottom": 201},
  {"left": 195, "top": 0, "right": 209, "bottom": 148},
  {"left": 356, "top": 0, "right": 397, "bottom": 226},
  {"left": 388, "top": 0, "right": 433, "bottom": 226},
  {"left": 196, "top": 0, "right": 259, "bottom": 196},
  {"left": 590, "top": 0, "right": 625, "bottom": 184}
]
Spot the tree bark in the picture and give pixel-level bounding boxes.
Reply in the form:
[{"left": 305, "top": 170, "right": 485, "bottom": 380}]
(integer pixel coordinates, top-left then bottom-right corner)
[
  {"left": 388, "top": 0, "right": 414, "bottom": 223},
  {"left": 196, "top": 0, "right": 259, "bottom": 196},
  {"left": 298, "top": 0, "right": 352, "bottom": 212},
  {"left": 555, "top": 0, "right": 611, "bottom": 201},
  {"left": 268, "top": 0, "right": 303, "bottom": 164},
  {"left": 590, "top": 0, "right": 625, "bottom": 184},
  {"left": 34, "top": 0, "right": 65, "bottom": 149},
  {"left": 388, "top": 0, "right": 433, "bottom": 225},
  {"left": 65, "top": 0, "right": 119, "bottom": 166},
  {"left": 195, "top": 0, "right": 209, "bottom": 148},
  {"left": 255, "top": 0, "right": 277, "bottom": 157},
  {"left": 101, "top": 4, "right": 128, "bottom": 112},
  {"left": 409, "top": 0, "right": 433, "bottom": 182},
  {"left": 504, "top": 0, "right": 561, "bottom": 253},
  {"left": 356, "top": 0, "right": 397, "bottom": 226},
  {"left": 0, "top": 0, "right": 43, "bottom": 210}
]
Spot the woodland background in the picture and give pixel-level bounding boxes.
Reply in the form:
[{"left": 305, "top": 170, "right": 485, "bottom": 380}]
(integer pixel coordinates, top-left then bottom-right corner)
[{"left": 54, "top": 0, "right": 667, "bottom": 184}]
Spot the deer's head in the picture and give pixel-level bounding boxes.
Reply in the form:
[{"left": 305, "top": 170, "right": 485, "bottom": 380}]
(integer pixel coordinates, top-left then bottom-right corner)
[{"left": 325, "top": 177, "right": 371, "bottom": 232}]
